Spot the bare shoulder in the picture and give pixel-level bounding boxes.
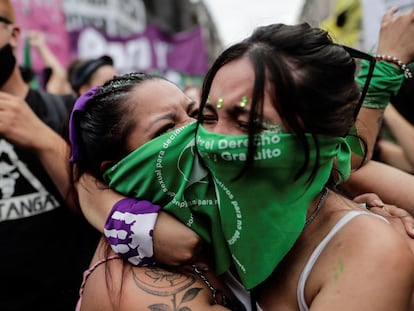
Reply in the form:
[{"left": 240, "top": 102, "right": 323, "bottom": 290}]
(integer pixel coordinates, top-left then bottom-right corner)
[
  {"left": 336, "top": 212, "right": 414, "bottom": 264},
  {"left": 310, "top": 212, "right": 414, "bottom": 311}
]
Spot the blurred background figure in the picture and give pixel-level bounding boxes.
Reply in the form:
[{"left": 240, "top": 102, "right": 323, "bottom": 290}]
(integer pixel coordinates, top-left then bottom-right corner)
[
  {"left": 0, "top": 0, "right": 100, "bottom": 310},
  {"left": 183, "top": 83, "right": 202, "bottom": 103},
  {"left": 68, "top": 55, "right": 117, "bottom": 96},
  {"left": 26, "top": 30, "right": 73, "bottom": 95}
]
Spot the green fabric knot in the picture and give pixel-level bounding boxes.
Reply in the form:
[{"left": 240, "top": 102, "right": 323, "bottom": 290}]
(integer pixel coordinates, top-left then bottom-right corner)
[{"left": 356, "top": 60, "right": 404, "bottom": 109}]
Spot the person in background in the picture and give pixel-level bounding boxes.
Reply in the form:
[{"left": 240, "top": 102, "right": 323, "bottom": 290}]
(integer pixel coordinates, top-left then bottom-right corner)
[
  {"left": 68, "top": 55, "right": 117, "bottom": 96},
  {"left": 26, "top": 30, "right": 73, "bottom": 95},
  {"left": 71, "top": 73, "right": 247, "bottom": 310},
  {"left": 0, "top": 1, "right": 99, "bottom": 310},
  {"left": 373, "top": 103, "right": 414, "bottom": 173},
  {"left": 184, "top": 83, "right": 202, "bottom": 104}
]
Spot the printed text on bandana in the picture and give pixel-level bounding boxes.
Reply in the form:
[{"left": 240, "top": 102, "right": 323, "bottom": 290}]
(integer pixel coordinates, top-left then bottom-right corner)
[
  {"left": 197, "top": 134, "right": 282, "bottom": 161},
  {"left": 154, "top": 127, "right": 216, "bottom": 227}
]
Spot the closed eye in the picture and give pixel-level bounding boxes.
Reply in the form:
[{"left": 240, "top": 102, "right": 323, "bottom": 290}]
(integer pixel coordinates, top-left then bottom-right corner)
[
  {"left": 153, "top": 123, "right": 175, "bottom": 138},
  {"left": 200, "top": 103, "right": 218, "bottom": 124},
  {"left": 187, "top": 101, "right": 200, "bottom": 119}
]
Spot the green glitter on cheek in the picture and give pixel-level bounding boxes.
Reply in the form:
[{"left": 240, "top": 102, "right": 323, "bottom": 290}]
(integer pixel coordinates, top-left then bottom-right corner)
[{"left": 333, "top": 259, "right": 344, "bottom": 282}]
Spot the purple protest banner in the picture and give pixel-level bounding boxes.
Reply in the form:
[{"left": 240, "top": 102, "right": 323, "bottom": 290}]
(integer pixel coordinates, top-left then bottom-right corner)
[
  {"left": 11, "top": 0, "right": 70, "bottom": 71},
  {"left": 70, "top": 25, "right": 208, "bottom": 76}
]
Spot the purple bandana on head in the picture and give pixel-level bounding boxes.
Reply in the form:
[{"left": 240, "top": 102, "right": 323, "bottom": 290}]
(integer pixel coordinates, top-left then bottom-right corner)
[{"left": 69, "top": 86, "right": 100, "bottom": 162}]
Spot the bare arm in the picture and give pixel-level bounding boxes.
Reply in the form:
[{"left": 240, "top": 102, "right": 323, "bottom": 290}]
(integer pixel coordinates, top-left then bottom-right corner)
[
  {"left": 311, "top": 217, "right": 414, "bottom": 311},
  {"left": 27, "top": 31, "right": 72, "bottom": 95},
  {"left": 353, "top": 107, "right": 384, "bottom": 167},
  {"left": 0, "top": 91, "right": 76, "bottom": 209},
  {"left": 76, "top": 174, "right": 203, "bottom": 265},
  {"left": 345, "top": 160, "right": 414, "bottom": 216},
  {"left": 382, "top": 104, "right": 414, "bottom": 169},
  {"left": 353, "top": 7, "right": 414, "bottom": 165},
  {"left": 376, "top": 139, "right": 414, "bottom": 173}
]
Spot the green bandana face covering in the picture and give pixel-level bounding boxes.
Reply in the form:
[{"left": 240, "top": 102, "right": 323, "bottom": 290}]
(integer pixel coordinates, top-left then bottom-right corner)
[
  {"left": 196, "top": 125, "right": 352, "bottom": 289},
  {"left": 104, "top": 121, "right": 230, "bottom": 270},
  {"left": 104, "top": 121, "right": 352, "bottom": 290}
]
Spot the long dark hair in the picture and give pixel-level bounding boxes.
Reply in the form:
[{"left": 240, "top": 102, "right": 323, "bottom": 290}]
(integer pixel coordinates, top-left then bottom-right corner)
[
  {"left": 71, "top": 72, "right": 165, "bottom": 183},
  {"left": 199, "top": 23, "right": 362, "bottom": 183}
]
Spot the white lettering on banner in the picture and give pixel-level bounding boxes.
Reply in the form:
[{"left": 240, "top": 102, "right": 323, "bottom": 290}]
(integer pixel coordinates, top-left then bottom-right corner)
[
  {"left": 77, "top": 28, "right": 153, "bottom": 72},
  {"left": 0, "top": 139, "right": 60, "bottom": 222},
  {"left": 125, "top": 39, "right": 152, "bottom": 69},
  {"left": 63, "top": 0, "right": 146, "bottom": 35},
  {"left": 154, "top": 41, "right": 169, "bottom": 69},
  {"left": 0, "top": 194, "right": 59, "bottom": 222}
]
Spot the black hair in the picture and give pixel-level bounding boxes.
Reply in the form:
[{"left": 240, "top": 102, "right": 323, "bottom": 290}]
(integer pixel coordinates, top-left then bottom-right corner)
[
  {"left": 199, "top": 23, "right": 362, "bottom": 184},
  {"left": 69, "top": 55, "right": 114, "bottom": 95},
  {"left": 71, "top": 72, "right": 165, "bottom": 182}
]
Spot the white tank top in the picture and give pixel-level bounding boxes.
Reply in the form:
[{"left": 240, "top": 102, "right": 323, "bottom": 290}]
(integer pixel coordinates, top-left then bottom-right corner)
[
  {"left": 297, "top": 210, "right": 388, "bottom": 311},
  {"left": 224, "top": 210, "right": 387, "bottom": 311}
]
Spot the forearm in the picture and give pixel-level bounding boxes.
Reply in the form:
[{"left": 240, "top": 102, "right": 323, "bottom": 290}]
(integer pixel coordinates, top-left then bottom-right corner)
[
  {"left": 76, "top": 174, "right": 202, "bottom": 266},
  {"left": 344, "top": 160, "right": 414, "bottom": 215},
  {"left": 384, "top": 104, "right": 414, "bottom": 168},
  {"left": 76, "top": 174, "right": 123, "bottom": 230},
  {"left": 353, "top": 6, "right": 412, "bottom": 163},
  {"left": 34, "top": 43, "right": 66, "bottom": 77},
  {"left": 34, "top": 126, "right": 77, "bottom": 209},
  {"left": 376, "top": 140, "right": 414, "bottom": 173},
  {"left": 354, "top": 106, "right": 384, "bottom": 164}
]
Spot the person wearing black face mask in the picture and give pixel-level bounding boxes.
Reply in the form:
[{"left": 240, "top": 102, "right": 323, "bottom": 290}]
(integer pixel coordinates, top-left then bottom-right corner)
[
  {"left": 0, "top": 40, "right": 16, "bottom": 86},
  {"left": 0, "top": 1, "right": 99, "bottom": 310}
]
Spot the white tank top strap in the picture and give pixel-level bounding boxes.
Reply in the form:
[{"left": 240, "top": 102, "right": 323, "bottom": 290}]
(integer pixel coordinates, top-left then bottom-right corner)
[{"left": 297, "top": 210, "right": 387, "bottom": 311}]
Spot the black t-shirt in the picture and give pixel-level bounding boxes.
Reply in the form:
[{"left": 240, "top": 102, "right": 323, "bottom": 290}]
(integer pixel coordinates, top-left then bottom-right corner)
[
  {"left": 0, "top": 89, "right": 100, "bottom": 311},
  {"left": 391, "top": 65, "right": 414, "bottom": 125}
]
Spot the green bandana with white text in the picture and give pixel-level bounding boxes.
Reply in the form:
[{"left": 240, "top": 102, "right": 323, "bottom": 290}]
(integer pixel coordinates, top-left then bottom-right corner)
[{"left": 104, "top": 121, "right": 352, "bottom": 289}]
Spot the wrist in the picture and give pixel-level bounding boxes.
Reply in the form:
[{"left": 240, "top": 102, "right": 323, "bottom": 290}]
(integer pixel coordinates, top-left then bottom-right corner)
[
  {"left": 104, "top": 198, "right": 161, "bottom": 266},
  {"left": 374, "top": 54, "right": 412, "bottom": 79},
  {"left": 356, "top": 59, "right": 405, "bottom": 110}
]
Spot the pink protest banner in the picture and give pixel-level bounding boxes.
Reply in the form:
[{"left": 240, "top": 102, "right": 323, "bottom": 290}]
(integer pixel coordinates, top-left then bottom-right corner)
[
  {"left": 11, "top": 0, "right": 70, "bottom": 71},
  {"left": 9, "top": 0, "right": 209, "bottom": 87}
]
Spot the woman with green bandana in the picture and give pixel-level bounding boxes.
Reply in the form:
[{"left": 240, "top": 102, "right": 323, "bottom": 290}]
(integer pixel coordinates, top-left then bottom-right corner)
[
  {"left": 71, "top": 74, "right": 245, "bottom": 311},
  {"left": 71, "top": 8, "right": 414, "bottom": 311}
]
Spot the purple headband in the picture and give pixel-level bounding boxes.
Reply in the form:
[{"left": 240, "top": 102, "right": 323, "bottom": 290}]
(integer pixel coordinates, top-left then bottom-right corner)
[{"left": 69, "top": 86, "right": 100, "bottom": 162}]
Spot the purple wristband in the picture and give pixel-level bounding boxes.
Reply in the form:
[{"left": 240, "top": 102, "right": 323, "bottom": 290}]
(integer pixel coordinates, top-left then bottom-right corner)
[{"left": 104, "top": 198, "right": 161, "bottom": 266}]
